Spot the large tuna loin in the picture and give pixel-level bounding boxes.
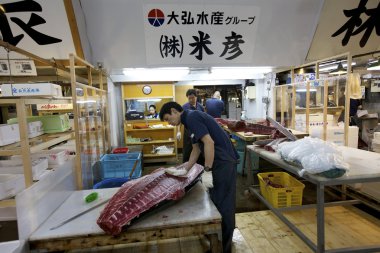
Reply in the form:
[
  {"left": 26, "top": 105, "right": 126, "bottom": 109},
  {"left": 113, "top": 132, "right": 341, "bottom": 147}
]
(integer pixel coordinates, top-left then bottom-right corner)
[{"left": 97, "top": 163, "right": 204, "bottom": 235}]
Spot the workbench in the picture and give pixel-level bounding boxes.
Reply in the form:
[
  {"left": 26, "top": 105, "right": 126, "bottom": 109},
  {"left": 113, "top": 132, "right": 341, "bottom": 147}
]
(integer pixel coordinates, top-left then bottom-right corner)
[
  {"left": 28, "top": 182, "right": 222, "bottom": 252},
  {"left": 223, "top": 126, "right": 308, "bottom": 177},
  {"left": 246, "top": 145, "right": 380, "bottom": 253}
]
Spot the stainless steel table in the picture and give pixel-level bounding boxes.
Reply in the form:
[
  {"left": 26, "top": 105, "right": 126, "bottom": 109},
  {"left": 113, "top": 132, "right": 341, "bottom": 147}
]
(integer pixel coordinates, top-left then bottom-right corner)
[{"left": 246, "top": 145, "right": 380, "bottom": 253}]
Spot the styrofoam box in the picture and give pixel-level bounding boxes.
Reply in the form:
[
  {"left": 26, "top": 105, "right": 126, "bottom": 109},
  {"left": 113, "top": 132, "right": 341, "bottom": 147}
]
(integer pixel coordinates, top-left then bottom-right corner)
[
  {"left": 374, "top": 132, "right": 380, "bottom": 141},
  {"left": 0, "top": 158, "right": 48, "bottom": 181},
  {"left": 0, "top": 83, "right": 62, "bottom": 97},
  {"left": 12, "top": 149, "right": 69, "bottom": 166},
  {"left": 309, "top": 126, "right": 359, "bottom": 148},
  {"left": 0, "top": 124, "right": 20, "bottom": 146},
  {"left": 27, "top": 121, "right": 44, "bottom": 138},
  {"left": 0, "top": 174, "right": 25, "bottom": 200}
]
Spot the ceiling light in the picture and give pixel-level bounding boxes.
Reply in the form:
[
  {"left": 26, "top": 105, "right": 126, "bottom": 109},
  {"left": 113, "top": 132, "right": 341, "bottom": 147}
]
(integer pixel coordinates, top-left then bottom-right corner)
[
  {"left": 123, "top": 68, "right": 189, "bottom": 76},
  {"left": 329, "top": 62, "right": 347, "bottom": 75},
  {"left": 136, "top": 98, "right": 162, "bottom": 102},
  {"left": 296, "top": 88, "right": 317, "bottom": 92},
  {"left": 367, "top": 59, "right": 380, "bottom": 71}
]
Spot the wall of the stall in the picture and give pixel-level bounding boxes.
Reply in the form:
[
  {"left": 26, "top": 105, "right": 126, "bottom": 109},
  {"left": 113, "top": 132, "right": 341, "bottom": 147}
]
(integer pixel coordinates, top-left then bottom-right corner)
[
  {"left": 108, "top": 81, "right": 122, "bottom": 147},
  {"left": 243, "top": 78, "right": 269, "bottom": 120}
]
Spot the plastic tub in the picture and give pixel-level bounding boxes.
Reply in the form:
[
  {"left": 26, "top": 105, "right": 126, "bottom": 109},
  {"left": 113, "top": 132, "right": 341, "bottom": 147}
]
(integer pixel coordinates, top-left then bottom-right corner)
[
  {"left": 258, "top": 172, "right": 305, "bottom": 208},
  {"left": 93, "top": 177, "right": 129, "bottom": 189},
  {"left": 99, "top": 153, "right": 142, "bottom": 180}
]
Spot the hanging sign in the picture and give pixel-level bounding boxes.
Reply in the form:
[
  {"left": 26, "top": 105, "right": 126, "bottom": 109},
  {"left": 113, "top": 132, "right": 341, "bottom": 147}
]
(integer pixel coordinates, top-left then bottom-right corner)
[
  {"left": 9, "top": 59, "right": 37, "bottom": 76},
  {"left": 143, "top": 4, "right": 260, "bottom": 65},
  {"left": 307, "top": 0, "right": 380, "bottom": 61},
  {"left": 0, "top": 60, "right": 10, "bottom": 76},
  {"left": 37, "top": 103, "right": 73, "bottom": 110}
]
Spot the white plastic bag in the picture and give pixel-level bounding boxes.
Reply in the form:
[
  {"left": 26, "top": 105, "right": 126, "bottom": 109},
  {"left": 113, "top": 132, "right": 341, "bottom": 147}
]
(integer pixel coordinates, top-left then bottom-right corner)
[{"left": 277, "top": 137, "right": 349, "bottom": 176}]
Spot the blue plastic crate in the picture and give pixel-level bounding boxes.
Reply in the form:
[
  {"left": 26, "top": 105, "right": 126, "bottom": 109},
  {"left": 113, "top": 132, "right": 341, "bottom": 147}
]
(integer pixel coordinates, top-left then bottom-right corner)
[
  {"left": 237, "top": 151, "right": 245, "bottom": 175},
  {"left": 100, "top": 153, "right": 142, "bottom": 180},
  {"left": 93, "top": 177, "right": 129, "bottom": 189}
]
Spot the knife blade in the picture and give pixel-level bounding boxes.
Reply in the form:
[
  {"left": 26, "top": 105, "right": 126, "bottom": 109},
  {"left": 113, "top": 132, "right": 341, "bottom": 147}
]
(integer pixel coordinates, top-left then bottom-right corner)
[
  {"left": 266, "top": 116, "right": 298, "bottom": 141},
  {"left": 50, "top": 198, "right": 110, "bottom": 230}
]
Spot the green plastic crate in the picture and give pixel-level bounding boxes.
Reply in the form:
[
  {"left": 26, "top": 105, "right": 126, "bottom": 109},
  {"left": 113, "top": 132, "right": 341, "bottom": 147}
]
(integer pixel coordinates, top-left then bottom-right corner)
[{"left": 7, "top": 114, "right": 70, "bottom": 133}]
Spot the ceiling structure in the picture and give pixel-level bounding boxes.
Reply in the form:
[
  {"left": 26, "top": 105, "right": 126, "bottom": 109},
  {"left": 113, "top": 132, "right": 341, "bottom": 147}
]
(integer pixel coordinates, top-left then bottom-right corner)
[{"left": 0, "top": 0, "right": 379, "bottom": 82}]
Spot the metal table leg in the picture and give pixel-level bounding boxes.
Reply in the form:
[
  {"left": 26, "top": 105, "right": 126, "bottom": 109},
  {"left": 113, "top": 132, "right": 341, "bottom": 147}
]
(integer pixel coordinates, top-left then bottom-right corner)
[{"left": 317, "top": 183, "right": 325, "bottom": 253}]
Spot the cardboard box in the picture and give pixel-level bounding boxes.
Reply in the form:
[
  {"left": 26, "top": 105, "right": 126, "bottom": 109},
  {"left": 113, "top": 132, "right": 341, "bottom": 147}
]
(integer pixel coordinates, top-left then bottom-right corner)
[
  {"left": 309, "top": 126, "right": 359, "bottom": 148},
  {"left": 0, "top": 83, "right": 62, "bottom": 97}
]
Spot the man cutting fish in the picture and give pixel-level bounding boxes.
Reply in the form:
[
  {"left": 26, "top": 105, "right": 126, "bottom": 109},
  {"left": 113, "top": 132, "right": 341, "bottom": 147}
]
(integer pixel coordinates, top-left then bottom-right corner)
[{"left": 159, "top": 101, "right": 238, "bottom": 253}]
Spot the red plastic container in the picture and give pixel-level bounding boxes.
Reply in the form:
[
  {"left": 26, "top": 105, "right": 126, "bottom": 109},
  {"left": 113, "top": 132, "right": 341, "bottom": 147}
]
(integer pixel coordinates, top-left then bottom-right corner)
[{"left": 112, "top": 147, "right": 129, "bottom": 154}]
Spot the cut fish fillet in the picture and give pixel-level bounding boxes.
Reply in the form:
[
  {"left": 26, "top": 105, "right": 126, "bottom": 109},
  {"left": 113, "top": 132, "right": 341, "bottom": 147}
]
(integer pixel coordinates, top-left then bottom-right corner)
[{"left": 97, "top": 163, "right": 203, "bottom": 235}]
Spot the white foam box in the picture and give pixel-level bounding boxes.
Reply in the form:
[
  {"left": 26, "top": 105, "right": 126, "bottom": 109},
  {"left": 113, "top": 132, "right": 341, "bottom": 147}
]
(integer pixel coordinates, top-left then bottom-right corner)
[
  {"left": 0, "top": 174, "right": 25, "bottom": 200},
  {"left": 309, "top": 126, "right": 359, "bottom": 148},
  {"left": 0, "top": 158, "right": 48, "bottom": 181},
  {"left": 28, "top": 149, "right": 70, "bottom": 166},
  {"left": 0, "top": 124, "right": 20, "bottom": 146},
  {"left": 374, "top": 132, "right": 380, "bottom": 141},
  {"left": 27, "top": 121, "right": 44, "bottom": 138},
  {"left": 0, "top": 83, "right": 62, "bottom": 97}
]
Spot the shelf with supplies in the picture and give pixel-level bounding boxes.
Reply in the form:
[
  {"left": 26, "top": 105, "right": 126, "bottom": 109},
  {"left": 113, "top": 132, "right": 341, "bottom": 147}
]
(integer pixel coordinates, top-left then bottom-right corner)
[
  {"left": 0, "top": 97, "right": 75, "bottom": 208},
  {"left": 124, "top": 119, "right": 178, "bottom": 163},
  {"left": 0, "top": 41, "right": 111, "bottom": 211}
]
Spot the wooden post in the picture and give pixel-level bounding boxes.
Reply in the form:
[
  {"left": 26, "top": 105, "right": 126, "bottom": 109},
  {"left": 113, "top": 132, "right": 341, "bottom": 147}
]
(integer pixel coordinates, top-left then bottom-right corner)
[
  {"left": 323, "top": 80, "right": 329, "bottom": 141},
  {"left": 17, "top": 99, "right": 33, "bottom": 187},
  {"left": 281, "top": 86, "right": 286, "bottom": 125},
  {"left": 291, "top": 85, "right": 296, "bottom": 129},
  {"left": 70, "top": 54, "right": 82, "bottom": 190},
  {"left": 306, "top": 81, "right": 310, "bottom": 134},
  {"left": 272, "top": 87, "right": 276, "bottom": 119}
]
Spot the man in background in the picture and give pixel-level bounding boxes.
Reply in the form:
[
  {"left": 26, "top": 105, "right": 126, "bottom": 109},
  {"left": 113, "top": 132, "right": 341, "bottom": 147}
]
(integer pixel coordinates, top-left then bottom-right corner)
[
  {"left": 182, "top": 89, "right": 204, "bottom": 164},
  {"left": 206, "top": 91, "right": 225, "bottom": 118}
]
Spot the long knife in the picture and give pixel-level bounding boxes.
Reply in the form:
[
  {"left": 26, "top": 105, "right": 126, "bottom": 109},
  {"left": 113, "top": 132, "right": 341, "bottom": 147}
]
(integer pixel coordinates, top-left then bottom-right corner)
[
  {"left": 266, "top": 116, "right": 298, "bottom": 141},
  {"left": 50, "top": 198, "right": 110, "bottom": 230}
]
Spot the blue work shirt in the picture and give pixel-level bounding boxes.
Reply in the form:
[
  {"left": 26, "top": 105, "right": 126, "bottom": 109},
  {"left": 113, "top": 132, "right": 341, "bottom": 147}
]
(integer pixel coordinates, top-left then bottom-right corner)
[
  {"left": 205, "top": 98, "right": 224, "bottom": 118},
  {"left": 181, "top": 110, "right": 238, "bottom": 163},
  {"left": 182, "top": 102, "right": 204, "bottom": 111}
]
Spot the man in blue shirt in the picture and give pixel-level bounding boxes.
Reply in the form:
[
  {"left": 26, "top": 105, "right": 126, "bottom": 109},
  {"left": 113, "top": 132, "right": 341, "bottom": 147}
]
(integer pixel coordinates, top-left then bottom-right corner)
[
  {"left": 160, "top": 101, "right": 238, "bottom": 253},
  {"left": 206, "top": 91, "right": 225, "bottom": 118},
  {"left": 182, "top": 89, "right": 204, "bottom": 164}
]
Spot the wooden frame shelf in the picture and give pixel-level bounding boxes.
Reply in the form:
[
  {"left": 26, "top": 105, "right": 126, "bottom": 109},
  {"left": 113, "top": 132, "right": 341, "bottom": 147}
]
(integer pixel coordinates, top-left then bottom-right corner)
[
  {"left": 126, "top": 127, "right": 175, "bottom": 132},
  {"left": 126, "top": 140, "right": 175, "bottom": 145}
]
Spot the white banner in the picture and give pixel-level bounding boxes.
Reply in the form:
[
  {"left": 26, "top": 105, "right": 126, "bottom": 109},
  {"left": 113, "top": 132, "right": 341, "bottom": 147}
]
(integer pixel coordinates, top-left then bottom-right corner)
[
  {"left": 0, "top": 0, "right": 75, "bottom": 59},
  {"left": 307, "top": 0, "right": 380, "bottom": 61},
  {"left": 143, "top": 4, "right": 260, "bottom": 65}
]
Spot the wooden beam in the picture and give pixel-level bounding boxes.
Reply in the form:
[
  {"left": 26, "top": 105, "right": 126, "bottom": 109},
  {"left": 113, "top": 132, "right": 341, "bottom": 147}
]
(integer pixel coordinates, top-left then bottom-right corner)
[{"left": 63, "top": 0, "right": 85, "bottom": 59}]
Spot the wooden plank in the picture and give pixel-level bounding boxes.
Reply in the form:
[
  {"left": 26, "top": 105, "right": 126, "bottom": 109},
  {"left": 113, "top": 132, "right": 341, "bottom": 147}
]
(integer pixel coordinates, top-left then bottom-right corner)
[
  {"left": 63, "top": 0, "right": 85, "bottom": 59},
  {"left": 306, "top": 81, "right": 310, "bottom": 134},
  {"left": 291, "top": 85, "right": 296, "bottom": 129},
  {"left": 236, "top": 206, "right": 380, "bottom": 252},
  {"left": 323, "top": 80, "right": 328, "bottom": 140}
]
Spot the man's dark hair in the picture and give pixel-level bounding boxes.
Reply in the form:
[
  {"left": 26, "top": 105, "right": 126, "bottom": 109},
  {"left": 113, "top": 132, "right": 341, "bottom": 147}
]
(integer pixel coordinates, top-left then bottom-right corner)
[
  {"left": 186, "top": 89, "right": 197, "bottom": 97},
  {"left": 159, "top": 102, "right": 183, "bottom": 121},
  {"left": 149, "top": 104, "right": 156, "bottom": 110}
]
